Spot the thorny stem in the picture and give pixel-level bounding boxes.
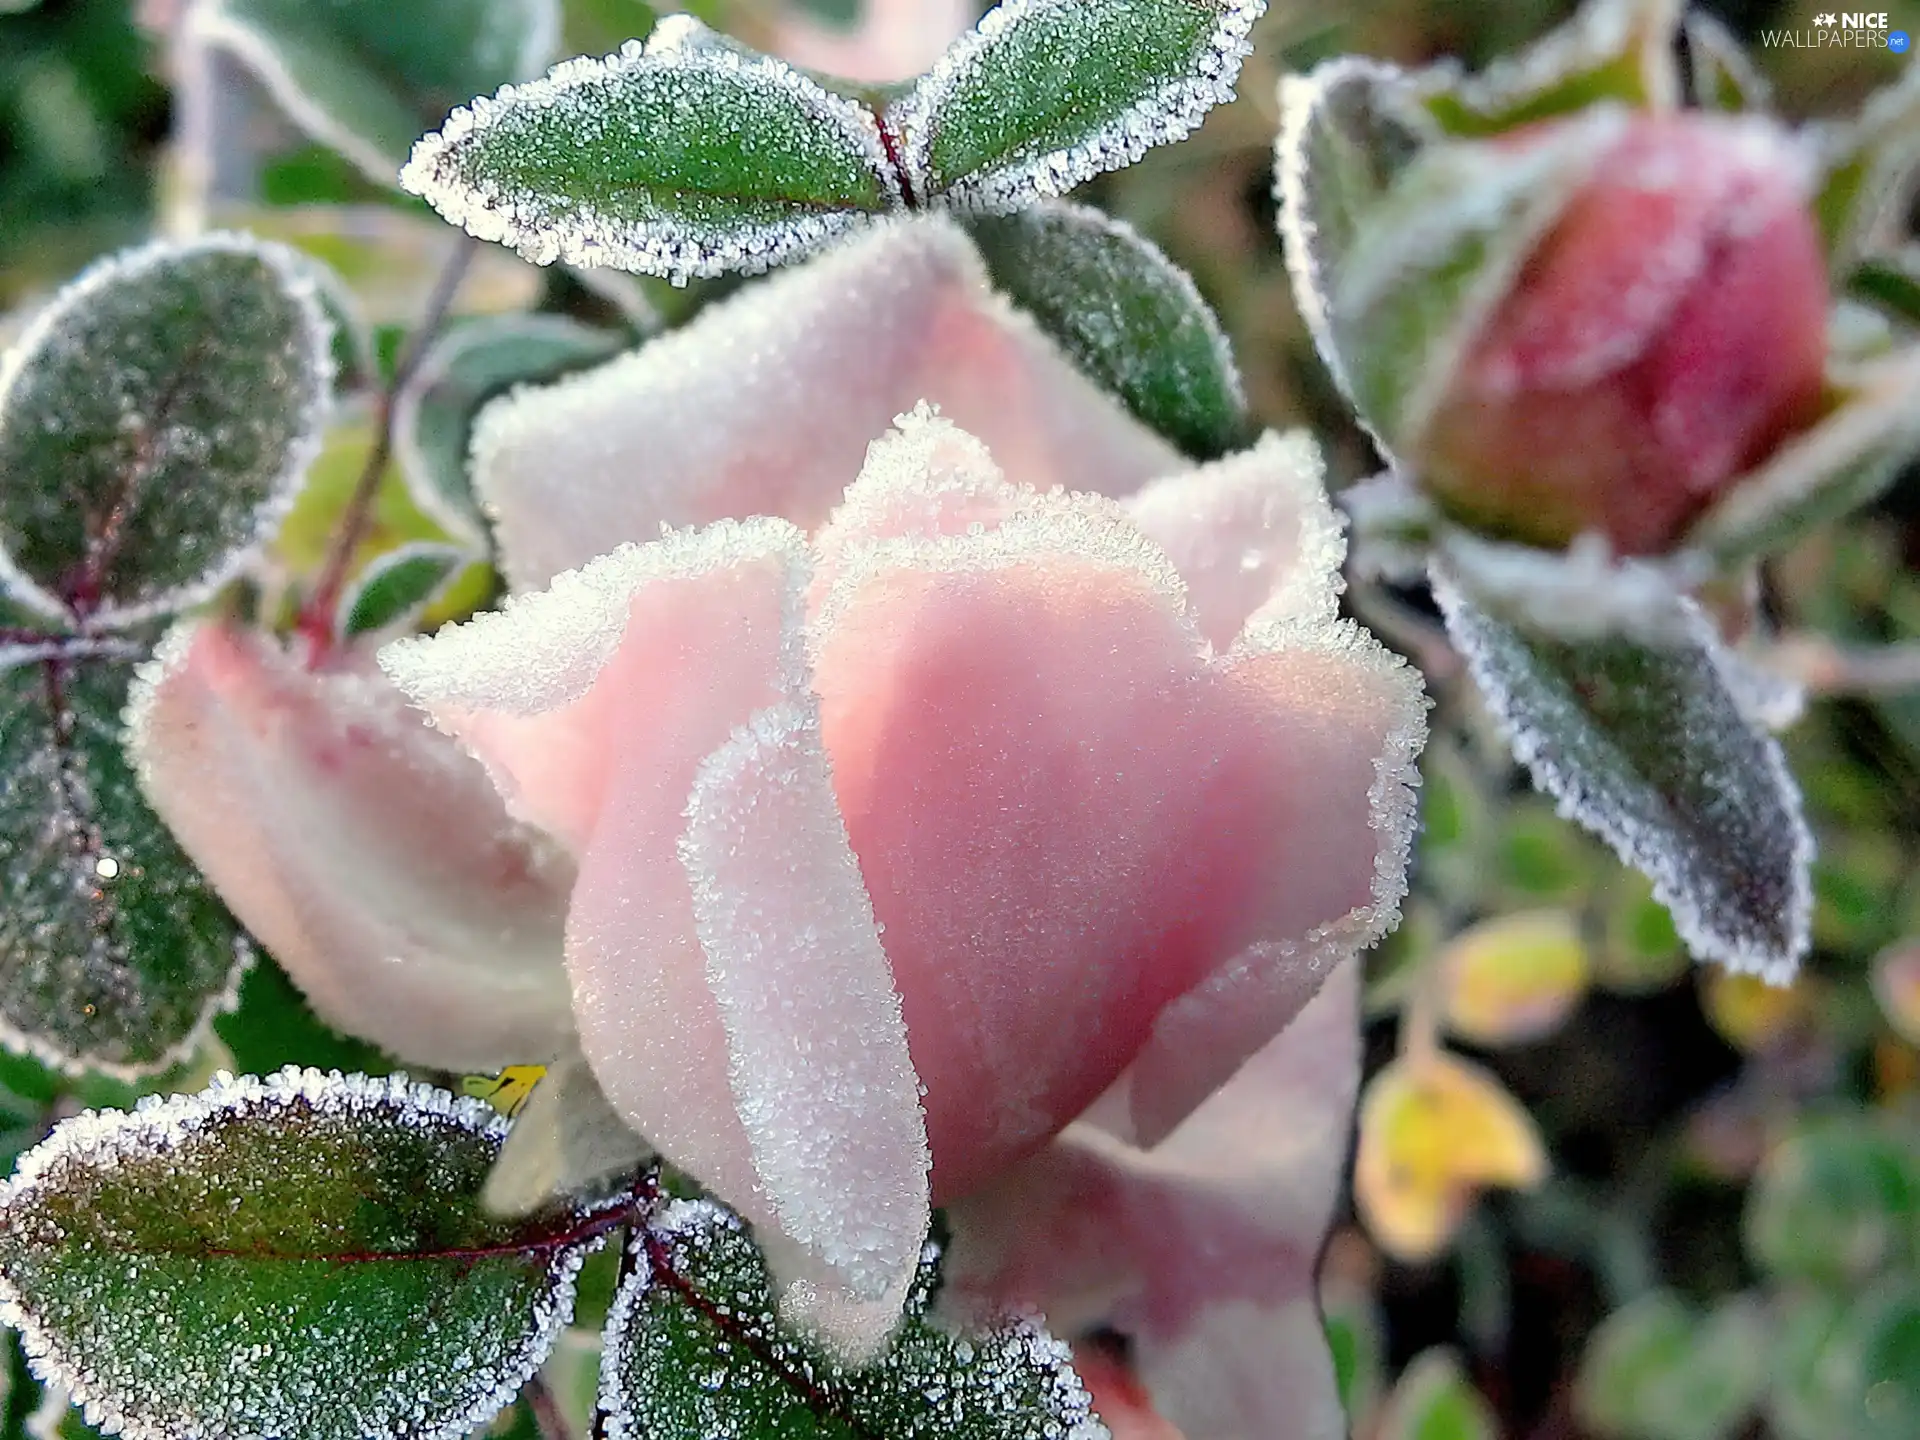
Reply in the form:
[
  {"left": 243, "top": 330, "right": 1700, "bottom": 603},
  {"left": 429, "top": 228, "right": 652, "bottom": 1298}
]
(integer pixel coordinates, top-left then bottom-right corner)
[{"left": 296, "top": 235, "right": 479, "bottom": 665}]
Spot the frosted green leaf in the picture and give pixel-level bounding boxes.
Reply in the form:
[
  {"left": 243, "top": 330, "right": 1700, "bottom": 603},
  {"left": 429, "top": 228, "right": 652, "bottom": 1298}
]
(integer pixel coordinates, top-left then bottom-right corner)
[
  {"left": 893, "top": 0, "right": 1265, "bottom": 212},
  {"left": 966, "top": 202, "right": 1245, "bottom": 458},
  {"left": 1413, "top": 0, "right": 1683, "bottom": 136},
  {"left": 1810, "top": 66, "right": 1920, "bottom": 278},
  {"left": 394, "top": 315, "right": 627, "bottom": 552},
  {"left": 1273, "top": 58, "right": 1432, "bottom": 430},
  {"left": 195, "top": 0, "right": 560, "bottom": 184},
  {"left": 0, "top": 643, "right": 248, "bottom": 1077},
  {"left": 337, "top": 542, "right": 468, "bottom": 638},
  {"left": 600, "top": 1200, "right": 1108, "bottom": 1440},
  {"left": 0, "top": 1069, "right": 606, "bottom": 1440},
  {"left": 400, "top": 20, "right": 900, "bottom": 285},
  {"left": 1680, "top": 11, "right": 1770, "bottom": 113},
  {"left": 1431, "top": 563, "right": 1812, "bottom": 982},
  {"left": 1376, "top": 1350, "right": 1496, "bottom": 1440},
  {"left": 1744, "top": 1114, "right": 1920, "bottom": 1288},
  {"left": 0, "top": 235, "right": 333, "bottom": 627},
  {"left": 1327, "top": 111, "right": 1620, "bottom": 455}
]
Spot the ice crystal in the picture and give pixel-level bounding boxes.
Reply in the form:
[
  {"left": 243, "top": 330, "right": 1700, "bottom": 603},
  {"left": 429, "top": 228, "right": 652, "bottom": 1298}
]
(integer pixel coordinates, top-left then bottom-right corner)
[{"left": 0, "top": 1068, "right": 598, "bottom": 1440}]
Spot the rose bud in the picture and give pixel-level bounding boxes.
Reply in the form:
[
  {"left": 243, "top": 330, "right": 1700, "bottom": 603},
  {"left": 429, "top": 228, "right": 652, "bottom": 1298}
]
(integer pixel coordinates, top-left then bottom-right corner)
[{"left": 1410, "top": 113, "right": 1830, "bottom": 555}]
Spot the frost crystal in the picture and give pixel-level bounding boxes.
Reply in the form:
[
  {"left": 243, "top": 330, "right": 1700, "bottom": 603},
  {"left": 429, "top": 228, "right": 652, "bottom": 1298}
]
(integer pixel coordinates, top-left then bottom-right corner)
[
  {"left": 400, "top": 28, "right": 900, "bottom": 285},
  {"left": 1432, "top": 564, "right": 1812, "bottom": 982},
  {"left": 600, "top": 1201, "right": 1109, "bottom": 1440},
  {"left": 0, "top": 232, "right": 334, "bottom": 627},
  {"left": 0, "top": 1068, "right": 598, "bottom": 1440},
  {"left": 894, "top": 0, "right": 1266, "bottom": 212}
]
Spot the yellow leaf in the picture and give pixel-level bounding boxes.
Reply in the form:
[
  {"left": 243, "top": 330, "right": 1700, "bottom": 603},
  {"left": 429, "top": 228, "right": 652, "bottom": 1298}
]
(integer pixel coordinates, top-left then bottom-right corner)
[
  {"left": 1439, "top": 910, "right": 1590, "bottom": 1046},
  {"left": 1355, "top": 1051, "right": 1548, "bottom": 1264},
  {"left": 1700, "top": 969, "right": 1810, "bottom": 1052},
  {"left": 461, "top": 1065, "right": 547, "bottom": 1118},
  {"left": 1871, "top": 941, "right": 1920, "bottom": 1047}
]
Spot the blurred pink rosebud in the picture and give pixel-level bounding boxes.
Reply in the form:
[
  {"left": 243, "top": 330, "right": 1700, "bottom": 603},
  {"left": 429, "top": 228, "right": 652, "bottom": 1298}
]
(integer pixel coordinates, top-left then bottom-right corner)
[
  {"left": 1418, "top": 113, "right": 1829, "bottom": 555},
  {"left": 129, "top": 619, "right": 578, "bottom": 1073},
  {"left": 774, "top": 0, "right": 972, "bottom": 86}
]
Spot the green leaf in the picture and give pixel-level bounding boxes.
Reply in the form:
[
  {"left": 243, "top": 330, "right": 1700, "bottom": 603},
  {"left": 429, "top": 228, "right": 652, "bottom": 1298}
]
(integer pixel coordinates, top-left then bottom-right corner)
[
  {"left": 0, "top": 1068, "right": 607, "bottom": 1440},
  {"left": 966, "top": 202, "right": 1245, "bottom": 458},
  {"left": 1680, "top": 11, "right": 1771, "bottom": 113},
  {"left": 395, "top": 314, "right": 627, "bottom": 551},
  {"left": 1811, "top": 66, "right": 1920, "bottom": 278},
  {"left": 1414, "top": 0, "right": 1684, "bottom": 136},
  {"left": 212, "top": 954, "right": 392, "bottom": 1078},
  {"left": 1273, "top": 58, "right": 1433, "bottom": 423},
  {"left": 894, "top": 0, "right": 1264, "bottom": 211},
  {"left": 1430, "top": 562, "right": 1812, "bottom": 982},
  {"left": 0, "top": 235, "right": 333, "bottom": 627},
  {"left": 1576, "top": 1292, "right": 1769, "bottom": 1440},
  {"left": 1326, "top": 111, "right": 1620, "bottom": 456},
  {"left": 598, "top": 1199, "right": 1106, "bottom": 1440},
  {"left": 1850, "top": 247, "right": 1920, "bottom": 328},
  {"left": 1745, "top": 1113, "right": 1920, "bottom": 1288},
  {"left": 337, "top": 541, "right": 468, "bottom": 637},
  {"left": 0, "top": 642, "right": 248, "bottom": 1076},
  {"left": 1377, "top": 1349, "right": 1496, "bottom": 1440},
  {"left": 402, "top": 18, "right": 900, "bottom": 285},
  {"left": 196, "top": 0, "right": 560, "bottom": 184},
  {"left": 1772, "top": 1283, "right": 1920, "bottom": 1440}
]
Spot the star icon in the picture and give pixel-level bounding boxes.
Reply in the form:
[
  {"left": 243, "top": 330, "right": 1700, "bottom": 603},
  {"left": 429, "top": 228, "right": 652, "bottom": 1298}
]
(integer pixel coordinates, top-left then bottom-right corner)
[{"left": 1814, "top": 11, "right": 1837, "bottom": 24}]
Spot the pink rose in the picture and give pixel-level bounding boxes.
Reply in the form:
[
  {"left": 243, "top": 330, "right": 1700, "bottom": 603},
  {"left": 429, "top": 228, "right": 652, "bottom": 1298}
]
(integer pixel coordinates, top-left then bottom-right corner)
[
  {"left": 137, "top": 216, "right": 1423, "bottom": 1435},
  {"left": 1417, "top": 113, "right": 1829, "bottom": 555}
]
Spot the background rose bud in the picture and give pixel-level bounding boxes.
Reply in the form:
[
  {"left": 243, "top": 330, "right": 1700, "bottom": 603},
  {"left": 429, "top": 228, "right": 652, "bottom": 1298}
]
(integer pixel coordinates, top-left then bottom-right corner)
[{"left": 1416, "top": 113, "right": 1830, "bottom": 555}]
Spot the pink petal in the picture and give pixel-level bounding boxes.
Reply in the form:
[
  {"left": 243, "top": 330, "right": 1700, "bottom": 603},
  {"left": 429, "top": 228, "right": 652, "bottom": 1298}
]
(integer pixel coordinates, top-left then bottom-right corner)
[
  {"left": 471, "top": 217, "right": 1182, "bottom": 589},
  {"left": 681, "top": 696, "right": 930, "bottom": 1359},
  {"left": 128, "top": 619, "right": 575, "bottom": 1071},
  {"left": 1115, "top": 617, "right": 1425, "bottom": 1145},
  {"left": 383, "top": 520, "right": 812, "bottom": 1228},
  {"left": 1121, "top": 431, "right": 1347, "bottom": 649},
  {"left": 808, "top": 434, "right": 1420, "bottom": 1198},
  {"left": 774, "top": 0, "right": 973, "bottom": 85},
  {"left": 943, "top": 963, "right": 1363, "bottom": 1440},
  {"left": 379, "top": 519, "right": 810, "bottom": 852}
]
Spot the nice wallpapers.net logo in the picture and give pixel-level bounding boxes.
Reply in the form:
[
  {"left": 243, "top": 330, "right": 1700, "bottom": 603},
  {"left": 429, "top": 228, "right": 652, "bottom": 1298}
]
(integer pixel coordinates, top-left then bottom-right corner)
[{"left": 1760, "top": 10, "right": 1912, "bottom": 48}]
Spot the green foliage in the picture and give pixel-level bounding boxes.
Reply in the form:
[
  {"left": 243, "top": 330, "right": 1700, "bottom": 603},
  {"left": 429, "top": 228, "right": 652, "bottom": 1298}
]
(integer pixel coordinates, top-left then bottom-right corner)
[
  {"left": 197, "top": 0, "right": 561, "bottom": 183},
  {"left": 338, "top": 541, "right": 467, "bottom": 636},
  {"left": 1377, "top": 1350, "right": 1497, "bottom": 1440},
  {"left": 599, "top": 1200, "right": 1105, "bottom": 1440},
  {"left": 1576, "top": 1292, "right": 1770, "bottom": 1440},
  {"left": 1432, "top": 565, "right": 1813, "bottom": 981},
  {"left": 0, "top": 1070, "right": 601, "bottom": 1440},
  {"left": 0, "top": 236, "right": 332, "bottom": 624},
  {"left": 967, "top": 202, "right": 1245, "bottom": 458},
  {"left": 1745, "top": 1113, "right": 1920, "bottom": 1287},
  {"left": 0, "top": 647, "right": 246, "bottom": 1077}
]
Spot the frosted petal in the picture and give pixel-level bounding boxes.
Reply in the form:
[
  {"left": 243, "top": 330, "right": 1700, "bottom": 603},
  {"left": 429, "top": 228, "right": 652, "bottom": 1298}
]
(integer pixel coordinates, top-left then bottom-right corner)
[
  {"left": 1120, "top": 430, "right": 1346, "bottom": 649},
  {"left": 1115, "top": 619, "right": 1425, "bottom": 1144},
  {"left": 809, "top": 435, "right": 1418, "bottom": 1195},
  {"left": 944, "top": 963, "right": 1363, "bottom": 1440},
  {"left": 482, "top": 1049, "right": 653, "bottom": 1218},
  {"left": 379, "top": 518, "right": 809, "bottom": 850},
  {"left": 471, "top": 216, "right": 1180, "bottom": 589},
  {"left": 682, "top": 697, "right": 930, "bottom": 1360},
  {"left": 128, "top": 620, "right": 575, "bottom": 1072}
]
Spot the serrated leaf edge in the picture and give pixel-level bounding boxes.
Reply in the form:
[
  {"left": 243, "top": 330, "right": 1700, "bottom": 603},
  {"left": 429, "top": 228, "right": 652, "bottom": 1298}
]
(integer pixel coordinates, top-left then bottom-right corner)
[
  {"left": 895, "top": 0, "right": 1267, "bottom": 213},
  {"left": 0, "top": 231, "right": 336, "bottom": 630},
  {"left": 1431, "top": 561, "right": 1813, "bottom": 982},
  {"left": 0, "top": 1065, "right": 598, "bottom": 1440},
  {"left": 191, "top": 0, "right": 562, "bottom": 186},
  {"left": 399, "top": 33, "right": 901, "bottom": 284}
]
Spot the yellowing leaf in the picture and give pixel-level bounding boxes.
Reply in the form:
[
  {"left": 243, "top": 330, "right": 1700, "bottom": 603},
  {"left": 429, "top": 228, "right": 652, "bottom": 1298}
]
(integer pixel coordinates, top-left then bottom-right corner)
[
  {"left": 1355, "top": 1051, "right": 1547, "bottom": 1264},
  {"left": 1871, "top": 941, "right": 1920, "bottom": 1046},
  {"left": 1701, "top": 969, "right": 1811, "bottom": 1053},
  {"left": 461, "top": 1064, "right": 547, "bottom": 1117},
  {"left": 1439, "top": 909, "right": 1590, "bottom": 1046}
]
